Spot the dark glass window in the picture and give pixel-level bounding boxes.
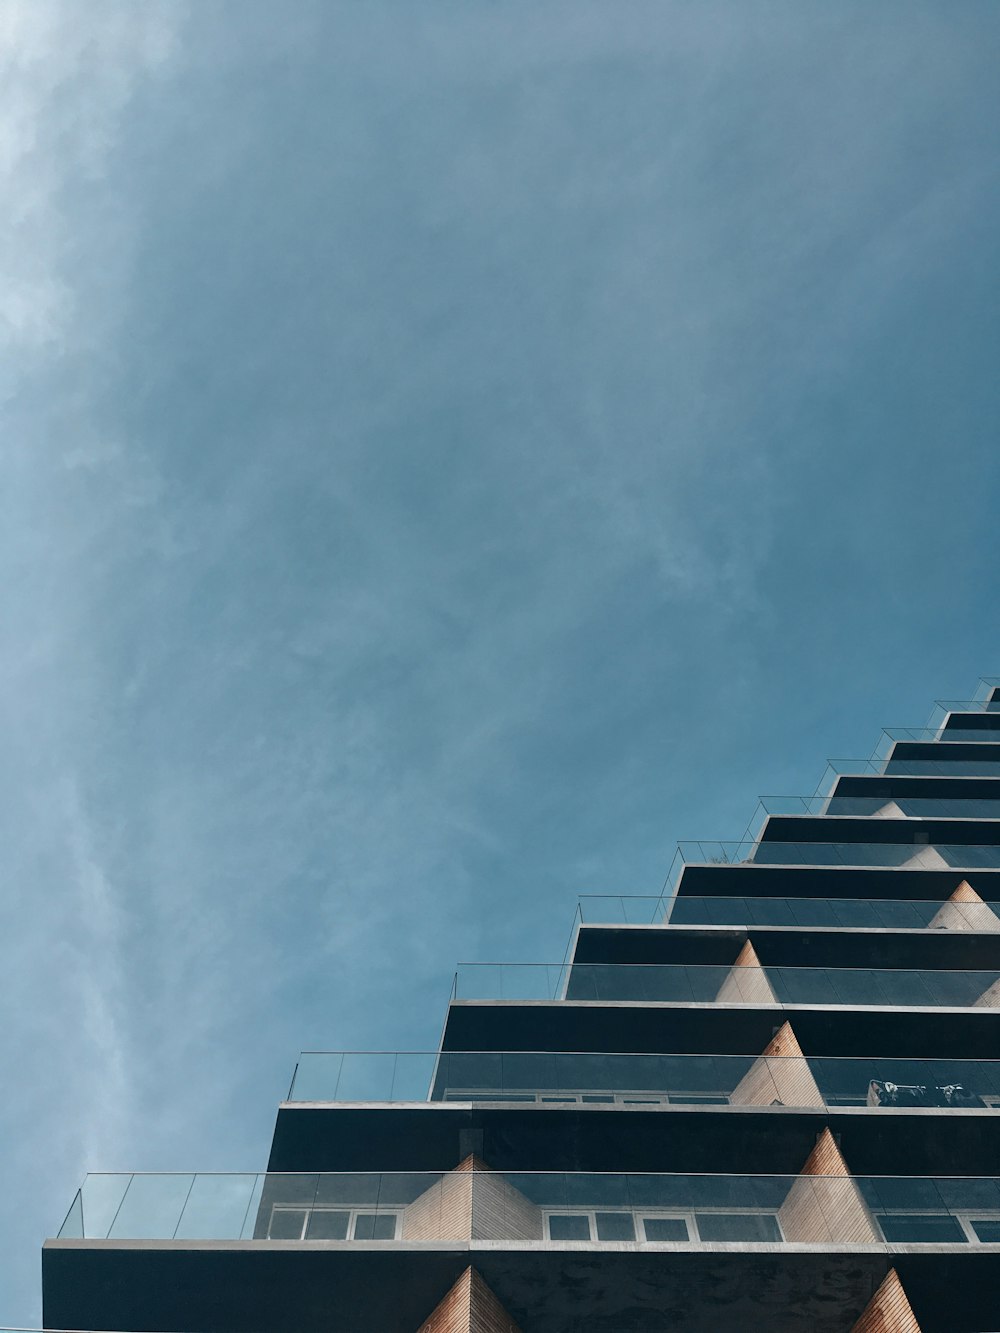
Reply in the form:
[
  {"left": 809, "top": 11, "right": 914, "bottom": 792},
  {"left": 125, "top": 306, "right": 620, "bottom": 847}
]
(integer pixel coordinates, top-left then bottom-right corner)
[
  {"left": 642, "top": 1216, "right": 690, "bottom": 1241},
  {"left": 305, "top": 1210, "right": 350, "bottom": 1239},
  {"left": 878, "top": 1214, "right": 966, "bottom": 1243},
  {"left": 547, "top": 1214, "right": 592, "bottom": 1240},
  {"left": 268, "top": 1209, "right": 306, "bottom": 1240},
  {"left": 352, "top": 1212, "right": 397, "bottom": 1240},
  {"left": 696, "top": 1212, "right": 781, "bottom": 1242},
  {"left": 595, "top": 1212, "right": 636, "bottom": 1241}
]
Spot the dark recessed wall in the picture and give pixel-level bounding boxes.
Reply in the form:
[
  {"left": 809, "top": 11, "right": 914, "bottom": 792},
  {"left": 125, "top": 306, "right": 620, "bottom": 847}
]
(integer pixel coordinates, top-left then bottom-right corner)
[{"left": 571, "top": 925, "right": 1000, "bottom": 969}]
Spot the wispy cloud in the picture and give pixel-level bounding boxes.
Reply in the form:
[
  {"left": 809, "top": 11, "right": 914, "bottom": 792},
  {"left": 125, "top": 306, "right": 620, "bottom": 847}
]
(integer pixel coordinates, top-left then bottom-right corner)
[{"left": 0, "top": 2, "right": 183, "bottom": 1318}]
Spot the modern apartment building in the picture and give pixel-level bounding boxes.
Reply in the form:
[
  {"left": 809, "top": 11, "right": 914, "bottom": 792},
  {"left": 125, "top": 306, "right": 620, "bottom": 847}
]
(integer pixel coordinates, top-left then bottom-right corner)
[{"left": 42, "top": 680, "right": 1000, "bottom": 1331}]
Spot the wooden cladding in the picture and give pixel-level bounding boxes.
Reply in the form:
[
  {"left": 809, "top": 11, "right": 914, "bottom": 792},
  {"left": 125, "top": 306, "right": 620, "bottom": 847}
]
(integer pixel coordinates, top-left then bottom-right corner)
[
  {"left": 929, "top": 879, "right": 1000, "bottom": 932},
  {"left": 729, "top": 1021, "right": 825, "bottom": 1108},
  {"left": 778, "top": 1130, "right": 880, "bottom": 1244},
  {"left": 715, "top": 941, "right": 777, "bottom": 1004},
  {"left": 417, "top": 1266, "right": 522, "bottom": 1333},
  {"left": 401, "top": 1156, "right": 543, "bottom": 1242},
  {"left": 851, "top": 1269, "right": 921, "bottom": 1333}
]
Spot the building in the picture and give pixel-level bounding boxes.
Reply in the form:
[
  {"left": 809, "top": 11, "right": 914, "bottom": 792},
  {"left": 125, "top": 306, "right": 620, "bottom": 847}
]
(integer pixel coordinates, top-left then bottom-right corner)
[{"left": 43, "top": 679, "right": 1000, "bottom": 1331}]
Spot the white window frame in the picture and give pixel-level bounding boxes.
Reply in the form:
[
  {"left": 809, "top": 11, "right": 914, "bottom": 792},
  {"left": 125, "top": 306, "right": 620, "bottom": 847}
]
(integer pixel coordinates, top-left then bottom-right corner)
[
  {"left": 956, "top": 1211, "right": 1000, "bottom": 1243},
  {"left": 872, "top": 1209, "right": 1000, "bottom": 1244},
  {"left": 268, "top": 1204, "right": 400, "bottom": 1241},
  {"left": 443, "top": 1088, "right": 731, "bottom": 1107},
  {"left": 542, "top": 1207, "right": 783, "bottom": 1243}
]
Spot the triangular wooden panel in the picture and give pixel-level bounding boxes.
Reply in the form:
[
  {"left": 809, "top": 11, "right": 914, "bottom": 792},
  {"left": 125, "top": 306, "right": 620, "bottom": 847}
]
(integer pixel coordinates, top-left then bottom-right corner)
[
  {"left": 851, "top": 1268, "right": 921, "bottom": 1332},
  {"left": 400, "top": 1156, "right": 543, "bottom": 1243},
  {"left": 900, "top": 845, "right": 950, "bottom": 869},
  {"left": 729, "top": 1021, "right": 824, "bottom": 1108},
  {"left": 778, "top": 1129, "right": 880, "bottom": 1243},
  {"left": 715, "top": 940, "right": 776, "bottom": 1004},
  {"left": 762, "top": 1020, "right": 804, "bottom": 1058},
  {"left": 950, "top": 879, "right": 984, "bottom": 902},
  {"left": 871, "top": 801, "right": 908, "bottom": 819},
  {"left": 417, "top": 1266, "right": 523, "bottom": 1333},
  {"left": 929, "top": 880, "right": 1000, "bottom": 932}
]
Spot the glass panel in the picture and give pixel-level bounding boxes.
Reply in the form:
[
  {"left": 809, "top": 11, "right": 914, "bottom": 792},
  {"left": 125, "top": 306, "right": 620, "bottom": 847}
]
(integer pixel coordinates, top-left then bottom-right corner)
[
  {"left": 175, "top": 1174, "right": 261, "bottom": 1241},
  {"left": 595, "top": 1211, "right": 636, "bottom": 1241},
  {"left": 878, "top": 1214, "right": 967, "bottom": 1243},
  {"left": 462, "top": 962, "right": 1000, "bottom": 1006},
  {"left": 335, "top": 1054, "right": 397, "bottom": 1102},
  {"left": 289, "top": 1053, "right": 343, "bottom": 1101},
  {"left": 304, "top": 1210, "right": 350, "bottom": 1239},
  {"left": 547, "top": 1214, "right": 591, "bottom": 1241},
  {"left": 107, "top": 1174, "right": 194, "bottom": 1240},
  {"left": 239, "top": 1174, "right": 266, "bottom": 1239},
  {"left": 268, "top": 1208, "right": 306, "bottom": 1239},
  {"left": 642, "top": 1216, "right": 690, "bottom": 1241},
  {"left": 78, "top": 1174, "right": 132, "bottom": 1240},
  {"left": 696, "top": 1212, "right": 781, "bottom": 1242},
  {"left": 56, "top": 1170, "right": 1000, "bottom": 1245},
  {"left": 658, "top": 897, "right": 1000, "bottom": 931},
  {"left": 352, "top": 1212, "right": 397, "bottom": 1240},
  {"left": 56, "top": 1190, "right": 84, "bottom": 1239}
]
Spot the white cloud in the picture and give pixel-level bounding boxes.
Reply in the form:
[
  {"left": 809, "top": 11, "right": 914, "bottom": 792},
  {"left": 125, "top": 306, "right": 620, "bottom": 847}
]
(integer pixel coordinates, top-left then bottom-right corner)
[
  {"left": 0, "top": 3, "right": 183, "bottom": 1321},
  {"left": 0, "top": 3, "right": 178, "bottom": 359}
]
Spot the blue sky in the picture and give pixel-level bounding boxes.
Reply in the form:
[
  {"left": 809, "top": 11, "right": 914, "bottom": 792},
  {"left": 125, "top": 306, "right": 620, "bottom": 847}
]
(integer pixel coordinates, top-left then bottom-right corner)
[{"left": 2, "top": 1, "right": 1000, "bottom": 1321}]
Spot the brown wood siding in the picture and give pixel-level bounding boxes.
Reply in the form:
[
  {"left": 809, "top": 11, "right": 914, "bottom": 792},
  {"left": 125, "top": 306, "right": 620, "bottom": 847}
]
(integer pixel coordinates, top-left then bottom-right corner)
[
  {"left": 730, "top": 1021, "right": 825, "bottom": 1108},
  {"left": 401, "top": 1157, "right": 542, "bottom": 1242},
  {"left": 778, "top": 1129, "right": 880, "bottom": 1244},
  {"left": 715, "top": 940, "right": 776, "bottom": 1004},
  {"left": 929, "top": 880, "right": 1000, "bottom": 932},
  {"left": 417, "top": 1266, "right": 522, "bottom": 1333},
  {"left": 851, "top": 1269, "right": 922, "bottom": 1333}
]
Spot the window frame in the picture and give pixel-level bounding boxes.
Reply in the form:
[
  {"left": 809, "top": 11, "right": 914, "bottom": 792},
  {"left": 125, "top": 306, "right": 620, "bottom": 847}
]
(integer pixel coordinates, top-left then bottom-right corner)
[
  {"left": 542, "top": 1206, "right": 784, "bottom": 1244},
  {"left": 267, "top": 1205, "right": 400, "bottom": 1241}
]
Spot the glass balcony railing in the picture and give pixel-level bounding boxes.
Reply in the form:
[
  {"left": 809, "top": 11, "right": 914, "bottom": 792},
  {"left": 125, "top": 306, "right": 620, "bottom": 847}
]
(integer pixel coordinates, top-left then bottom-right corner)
[
  {"left": 928, "top": 701, "right": 1000, "bottom": 727},
  {"left": 667, "top": 842, "right": 1000, "bottom": 894},
  {"left": 742, "top": 795, "right": 1000, "bottom": 843},
  {"left": 452, "top": 961, "right": 1000, "bottom": 1006},
  {"left": 286, "top": 1050, "right": 1000, "bottom": 1110},
  {"left": 755, "top": 795, "right": 1000, "bottom": 821},
  {"left": 818, "top": 758, "right": 1000, "bottom": 788},
  {"left": 880, "top": 728, "right": 1000, "bottom": 748},
  {"left": 882, "top": 756, "right": 1000, "bottom": 774},
  {"left": 289, "top": 1052, "right": 442, "bottom": 1102},
  {"left": 57, "top": 1170, "right": 1000, "bottom": 1248},
  {"left": 576, "top": 894, "right": 673, "bottom": 924},
  {"left": 668, "top": 894, "right": 1000, "bottom": 930},
  {"left": 576, "top": 894, "right": 1000, "bottom": 931}
]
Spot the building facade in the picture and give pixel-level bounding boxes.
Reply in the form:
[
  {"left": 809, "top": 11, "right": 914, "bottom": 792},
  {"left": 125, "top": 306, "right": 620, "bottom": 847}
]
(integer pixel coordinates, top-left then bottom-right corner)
[{"left": 43, "top": 680, "right": 1000, "bottom": 1331}]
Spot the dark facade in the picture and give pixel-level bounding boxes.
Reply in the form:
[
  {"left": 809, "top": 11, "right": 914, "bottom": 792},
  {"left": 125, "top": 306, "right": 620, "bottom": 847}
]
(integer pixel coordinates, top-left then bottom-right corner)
[{"left": 43, "top": 681, "right": 1000, "bottom": 1331}]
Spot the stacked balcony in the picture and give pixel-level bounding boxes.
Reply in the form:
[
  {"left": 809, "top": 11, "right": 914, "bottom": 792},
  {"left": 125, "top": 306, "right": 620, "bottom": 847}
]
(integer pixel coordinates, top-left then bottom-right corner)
[{"left": 42, "top": 681, "right": 1000, "bottom": 1332}]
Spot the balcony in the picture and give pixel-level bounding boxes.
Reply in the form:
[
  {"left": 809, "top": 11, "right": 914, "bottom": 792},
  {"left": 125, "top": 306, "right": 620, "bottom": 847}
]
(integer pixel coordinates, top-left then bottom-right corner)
[
  {"left": 576, "top": 894, "right": 1000, "bottom": 930},
  {"left": 452, "top": 961, "right": 1000, "bottom": 1006},
  {"left": 820, "top": 757, "right": 1000, "bottom": 782},
  {"left": 284, "top": 1049, "right": 1000, "bottom": 1111},
  {"left": 665, "top": 841, "right": 1000, "bottom": 892},
  {"left": 747, "top": 795, "right": 1000, "bottom": 835},
  {"left": 55, "top": 1169, "right": 1000, "bottom": 1249},
  {"left": 928, "top": 699, "right": 1000, "bottom": 721},
  {"left": 881, "top": 728, "right": 1000, "bottom": 745}
]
